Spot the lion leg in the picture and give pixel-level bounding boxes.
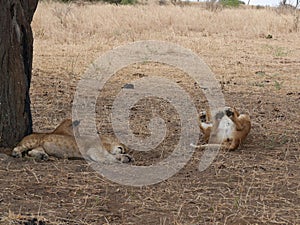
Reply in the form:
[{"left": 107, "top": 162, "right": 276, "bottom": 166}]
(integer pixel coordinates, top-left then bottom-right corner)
[
  {"left": 200, "top": 122, "right": 212, "bottom": 143},
  {"left": 228, "top": 138, "right": 241, "bottom": 151},
  {"left": 86, "top": 148, "right": 133, "bottom": 164},
  {"left": 12, "top": 146, "right": 27, "bottom": 158},
  {"left": 228, "top": 110, "right": 251, "bottom": 135},
  {"left": 27, "top": 147, "right": 49, "bottom": 161},
  {"left": 12, "top": 134, "right": 45, "bottom": 158},
  {"left": 86, "top": 148, "right": 108, "bottom": 163},
  {"left": 225, "top": 107, "right": 245, "bottom": 131},
  {"left": 231, "top": 117, "right": 244, "bottom": 131}
]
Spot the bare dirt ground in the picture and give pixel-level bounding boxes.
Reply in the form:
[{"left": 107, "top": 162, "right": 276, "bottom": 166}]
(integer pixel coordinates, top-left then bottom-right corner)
[{"left": 0, "top": 2, "right": 299, "bottom": 225}]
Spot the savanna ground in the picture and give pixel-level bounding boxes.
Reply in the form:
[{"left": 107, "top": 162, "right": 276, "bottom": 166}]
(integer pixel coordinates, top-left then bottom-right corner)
[{"left": 0, "top": 1, "right": 300, "bottom": 224}]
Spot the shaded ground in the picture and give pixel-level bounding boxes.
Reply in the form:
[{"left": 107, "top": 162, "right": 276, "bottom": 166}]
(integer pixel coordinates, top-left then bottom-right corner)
[{"left": 1, "top": 5, "right": 300, "bottom": 225}]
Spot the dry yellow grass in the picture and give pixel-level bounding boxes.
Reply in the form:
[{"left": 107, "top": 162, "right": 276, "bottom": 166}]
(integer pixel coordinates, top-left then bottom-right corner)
[
  {"left": 31, "top": 1, "right": 300, "bottom": 90},
  {"left": 33, "top": 1, "right": 298, "bottom": 43}
]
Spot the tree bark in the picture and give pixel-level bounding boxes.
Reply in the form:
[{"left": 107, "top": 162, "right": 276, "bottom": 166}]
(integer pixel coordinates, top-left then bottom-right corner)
[{"left": 0, "top": 0, "right": 38, "bottom": 147}]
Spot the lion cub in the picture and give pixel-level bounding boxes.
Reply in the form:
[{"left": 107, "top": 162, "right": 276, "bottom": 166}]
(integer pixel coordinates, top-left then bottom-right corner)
[
  {"left": 192, "top": 107, "right": 251, "bottom": 151},
  {"left": 12, "top": 119, "right": 133, "bottom": 163}
]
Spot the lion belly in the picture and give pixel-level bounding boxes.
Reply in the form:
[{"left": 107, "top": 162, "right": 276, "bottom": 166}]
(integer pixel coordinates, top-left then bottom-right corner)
[{"left": 214, "top": 116, "right": 235, "bottom": 143}]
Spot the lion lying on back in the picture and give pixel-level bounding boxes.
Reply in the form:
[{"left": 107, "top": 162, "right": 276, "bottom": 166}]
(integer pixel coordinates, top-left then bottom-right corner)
[
  {"left": 12, "top": 119, "right": 133, "bottom": 163},
  {"left": 191, "top": 107, "right": 251, "bottom": 150}
]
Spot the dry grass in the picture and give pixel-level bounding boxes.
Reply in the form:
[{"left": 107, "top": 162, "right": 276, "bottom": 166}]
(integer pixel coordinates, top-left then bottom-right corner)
[
  {"left": 31, "top": 1, "right": 300, "bottom": 79},
  {"left": 0, "top": 1, "right": 299, "bottom": 225},
  {"left": 30, "top": 1, "right": 300, "bottom": 127},
  {"left": 33, "top": 2, "right": 298, "bottom": 43}
]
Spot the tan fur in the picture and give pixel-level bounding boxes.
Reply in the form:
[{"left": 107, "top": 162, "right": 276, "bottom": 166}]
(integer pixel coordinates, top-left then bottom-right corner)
[
  {"left": 195, "top": 107, "right": 251, "bottom": 151},
  {"left": 12, "top": 119, "right": 133, "bottom": 163}
]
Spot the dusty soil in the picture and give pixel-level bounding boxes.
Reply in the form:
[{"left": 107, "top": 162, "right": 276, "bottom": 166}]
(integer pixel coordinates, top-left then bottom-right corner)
[{"left": 0, "top": 3, "right": 299, "bottom": 225}]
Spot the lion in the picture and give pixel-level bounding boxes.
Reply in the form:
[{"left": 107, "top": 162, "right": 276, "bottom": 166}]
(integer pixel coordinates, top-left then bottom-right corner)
[
  {"left": 12, "top": 119, "right": 133, "bottom": 163},
  {"left": 191, "top": 107, "right": 251, "bottom": 151}
]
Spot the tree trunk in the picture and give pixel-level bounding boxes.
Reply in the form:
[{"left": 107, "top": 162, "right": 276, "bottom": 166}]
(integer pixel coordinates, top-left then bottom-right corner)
[{"left": 0, "top": 0, "right": 38, "bottom": 147}]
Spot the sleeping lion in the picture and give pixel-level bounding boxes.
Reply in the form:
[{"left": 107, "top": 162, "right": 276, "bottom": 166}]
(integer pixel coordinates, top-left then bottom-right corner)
[{"left": 12, "top": 119, "right": 133, "bottom": 163}]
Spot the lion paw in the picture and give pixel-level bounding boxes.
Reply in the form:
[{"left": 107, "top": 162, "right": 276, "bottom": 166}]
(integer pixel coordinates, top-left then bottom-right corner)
[
  {"left": 28, "top": 150, "right": 49, "bottom": 161},
  {"left": 11, "top": 147, "right": 22, "bottom": 158},
  {"left": 225, "top": 107, "right": 234, "bottom": 118},
  {"left": 116, "top": 154, "right": 134, "bottom": 163},
  {"left": 199, "top": 111, "right": 207, "bottom": 122}
]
